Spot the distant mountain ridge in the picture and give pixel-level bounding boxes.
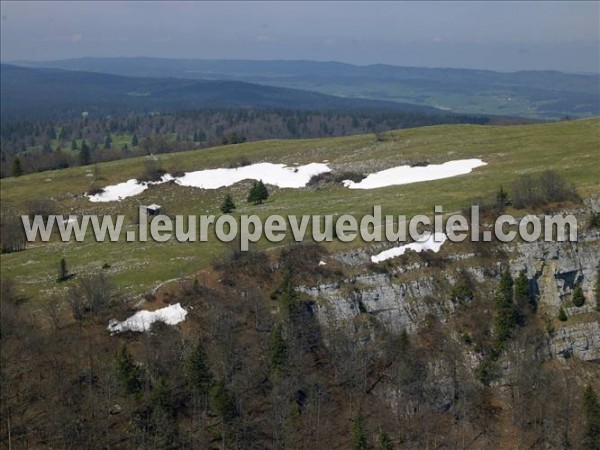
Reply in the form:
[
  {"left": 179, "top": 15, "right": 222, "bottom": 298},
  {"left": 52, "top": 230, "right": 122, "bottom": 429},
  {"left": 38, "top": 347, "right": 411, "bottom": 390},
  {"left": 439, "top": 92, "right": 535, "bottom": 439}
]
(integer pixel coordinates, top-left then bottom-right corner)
[
  {"left": 0, "top": 63, "right": 444, "bottom": 122},
  {"left": 11, "top": 57, "right": 600, "bottom": 119}
]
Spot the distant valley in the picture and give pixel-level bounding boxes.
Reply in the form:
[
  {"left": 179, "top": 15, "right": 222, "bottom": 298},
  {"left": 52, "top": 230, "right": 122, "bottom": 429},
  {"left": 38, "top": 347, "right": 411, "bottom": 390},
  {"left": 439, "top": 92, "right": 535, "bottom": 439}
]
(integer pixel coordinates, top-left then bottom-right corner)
[{"left": 13, "top": 57, "right": 600, "bottom": 119}]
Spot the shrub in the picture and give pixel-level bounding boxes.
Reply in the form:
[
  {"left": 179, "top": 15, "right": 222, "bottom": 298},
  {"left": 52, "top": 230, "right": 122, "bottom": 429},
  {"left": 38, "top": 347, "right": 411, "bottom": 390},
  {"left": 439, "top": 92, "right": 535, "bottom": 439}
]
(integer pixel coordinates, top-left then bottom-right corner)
[
  {"left": 475, "top": 357, "right": 500, "bottom": 386},
  {"left": 307, "top": 170, "right": 366, "bottom": 187},
  {"left": 557, "top": 306, "right": 568, "bottom": 321},
  {"left": 572, "top": 285, "right": 585, "bottom": 307},
  {"left": 56, "top": 257, "right": 71, "bottom": 282},
  {"left": 1, "top": 213, "right": 26, "bottom": 253},
  {"left": 67, "top": 273, "right": 116, "bottom": 319},
  {"left": 86, "top": 186, "right": 105, "bottom": 196},
  {"left": 138, "top": 159, "right": 166, "bottom": 182},
  {"left": 588, "top": 212, "right": 600, "bottom": 229},
  {"left": 227, "top": 155, "right": 251, "bottom": 168},
  {"left": 512, "top": 170, "right": 578, "bottom": 209}
]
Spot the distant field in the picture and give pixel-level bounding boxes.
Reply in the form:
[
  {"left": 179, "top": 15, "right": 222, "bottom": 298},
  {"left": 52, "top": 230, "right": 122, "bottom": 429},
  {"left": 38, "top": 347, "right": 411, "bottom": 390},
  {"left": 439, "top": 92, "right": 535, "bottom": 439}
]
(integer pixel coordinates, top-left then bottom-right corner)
[{"left": 2, "top": 118, "right": 598, "bottom": 301}]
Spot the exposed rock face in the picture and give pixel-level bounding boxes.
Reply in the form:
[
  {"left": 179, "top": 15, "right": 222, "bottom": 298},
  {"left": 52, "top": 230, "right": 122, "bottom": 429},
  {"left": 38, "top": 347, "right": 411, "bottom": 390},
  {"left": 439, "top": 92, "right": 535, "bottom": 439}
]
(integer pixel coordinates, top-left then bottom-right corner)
[
  {"left": 303, "top": 232, "right": 599, "bottom": 363},
  {"left": 514, "top": 232, "right": 599, "bottom": 310},
  {"left": 545, "top": 322, "right": 600, "bottom": 362},
  {"left": 301, "top": 273, "right": 449, "bottom": 333}
]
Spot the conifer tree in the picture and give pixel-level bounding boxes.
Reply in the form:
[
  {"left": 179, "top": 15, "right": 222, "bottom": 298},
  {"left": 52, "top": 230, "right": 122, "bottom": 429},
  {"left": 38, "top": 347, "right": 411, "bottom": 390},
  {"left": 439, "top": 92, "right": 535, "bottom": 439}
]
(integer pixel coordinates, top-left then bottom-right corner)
[
  {"left": 595, "top": 268, "right": 600, "bottom": 311},
  {"left": 558, "top": 306, "right": 568, "bottom": 322},
  {"left": 582, "top": 385, "right": 600, "bottom": 450},
  {"left": 351, "top": 407, "right": 371, "bottom": 450},
  {"left": 220, "top": 193, "right": 236, "bottom": 214},
  {"left": 496, "top": 185, "right": 508, "bottom": 212},
  {"left": 210, "top": 380, "right": 237, "bottom": 423},
  {"left": 79, "top": 140, "right": 91, "bottom": 166},
  {"left": 279, "top": 268, "right": 297, "bottom": 312},
  {"left": 116, "top": 345, "right": 143, "bottom": 395},
  {"left": 131, "top": 134, "right": 139, "bottom": 147},
  {"left": 187, "top": 341, "right": 213, "bottom": 397},
  {"left": 10, "top": 157, "right": 23, "bottom": 177},
  {"left": 494, "top": 269, "right": 517, "bottom": 345},
  {"left": 377, "top": 431, "right": 393, "bottom": 450},
  {"left": 572, "top": 285, "right": 585, "bottom": 307},
  {"left": 57, "top": 257, "right": 69, "bottom": 282},
  {"left": 514, "top": 270, "right": 534, "bottom": 317},
  {"left": 269, "top": 323, "right": 287, "bottom": 374},
  {"left": 248, "top": 180, "right": 269, "bottom": 204}
]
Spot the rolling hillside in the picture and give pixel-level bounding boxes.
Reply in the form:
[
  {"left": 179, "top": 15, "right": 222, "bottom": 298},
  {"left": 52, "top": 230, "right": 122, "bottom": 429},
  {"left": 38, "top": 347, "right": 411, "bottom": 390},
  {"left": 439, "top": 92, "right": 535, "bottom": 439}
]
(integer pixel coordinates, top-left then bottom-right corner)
[
  {"left": 0, "top": 64, "right": 445, "bottom": 121},
  {"left": 14, "top": 57, "right": 600, "bottom": 119},
  {"left": 2, "top": 118, "right": 598, "bottom": 300}
]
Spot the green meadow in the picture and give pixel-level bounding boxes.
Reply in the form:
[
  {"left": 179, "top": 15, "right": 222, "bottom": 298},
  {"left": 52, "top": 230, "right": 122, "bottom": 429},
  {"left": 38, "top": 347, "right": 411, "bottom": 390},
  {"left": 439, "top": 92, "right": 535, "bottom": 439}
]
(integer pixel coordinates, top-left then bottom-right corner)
[{"left": 2, "top": 118, "right": 598, "bottom": 301}]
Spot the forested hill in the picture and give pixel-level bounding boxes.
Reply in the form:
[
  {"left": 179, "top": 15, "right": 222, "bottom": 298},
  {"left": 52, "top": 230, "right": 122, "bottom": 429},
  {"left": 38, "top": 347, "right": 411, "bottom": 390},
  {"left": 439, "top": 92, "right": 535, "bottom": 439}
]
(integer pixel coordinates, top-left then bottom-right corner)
[
  {"left": 0, "top": 64, "right": 445, "bottom": 122},
  {"left": 13, "top": 57, "right": 600, "bottom": 119}
]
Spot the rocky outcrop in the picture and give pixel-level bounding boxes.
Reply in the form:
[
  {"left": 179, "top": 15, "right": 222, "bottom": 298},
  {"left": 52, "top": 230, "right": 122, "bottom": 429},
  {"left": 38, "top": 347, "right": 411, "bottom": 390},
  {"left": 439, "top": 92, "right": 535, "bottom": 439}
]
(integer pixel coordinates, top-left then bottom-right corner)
[
  {"left": 303, "top": 232, "right": 599, "bottom": 363},
  {"left": 545, "top": 322, "right": 600, "bottom": 362}
]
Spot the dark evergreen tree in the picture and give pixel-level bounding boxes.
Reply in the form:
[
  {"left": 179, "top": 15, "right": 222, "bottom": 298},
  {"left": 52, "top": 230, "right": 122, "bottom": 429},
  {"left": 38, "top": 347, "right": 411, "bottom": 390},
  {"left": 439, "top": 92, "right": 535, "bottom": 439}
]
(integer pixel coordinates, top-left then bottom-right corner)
[
  {"left": 351, "top": 407, "right": 371, "bottom": 450},
  {"left": 279, "top": 268, "right": 297, "bottom": 312},
  {"left": 377, "top": 431, "right": 394, "bottom": 450},
  {"left": 493, "top": 269, "right": 517, "bottom": 346},
  {"left": 248, "top": 180, "right": 269, "bottom": 205},
  {"left": 269, "top": 323, "right": 287, "bottom": 374},
  {"left": 595, "top": 268, "right": 600, "bottom": 311},
  {"left": 57, "top": 257, "right": 69, "bottom": 282},
  {"left": 558, "top": 306, "right": 568, "bottom": 322},
  {"left": 582, "top": 385, "right": 600, "bottom": 450},
  {"left": 151, "top": 378, "right": 178, "bottom": 447},
  {"left": 220, "top": 193, "right": 236, "bottom": 214},
  {"left": 187, "top": 341, "right": 213, "bottom": 397},
  {"left": 573, "top": 285, "right": 585, "bottom": 307},
  {"left": 10, "top": 157, "right": 23, "bottom": 177},
  {"left": 514, "top": 270, "right": 533, "bottom": 318},
  {"left": 71, "top": 140, "right": 78, "bottom": 151},
  {"left": 103, "top": 134, "right": 112, "bottom": 149},
  {"left": 116, "top": 345, "right": 143, "bottom": 395},
  {"left": 131, "top": 133, "right": 139, "bottom": 147},
  {"left": 79, "top": 140, "right": 91, "bottom": 166},
  {"left": 209, "top": 380, "right": 237, "bottom": 423},
  {"left": 496, "top": 185, "right": 508, "bottom": 212}
]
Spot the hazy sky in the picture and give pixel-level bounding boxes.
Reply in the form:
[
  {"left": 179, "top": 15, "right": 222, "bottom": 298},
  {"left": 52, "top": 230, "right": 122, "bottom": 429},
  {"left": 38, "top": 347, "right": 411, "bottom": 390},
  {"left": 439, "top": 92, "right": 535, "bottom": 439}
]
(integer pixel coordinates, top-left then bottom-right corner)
[{"left": 1, "top": 1, "right": 598, "bottom": 72}]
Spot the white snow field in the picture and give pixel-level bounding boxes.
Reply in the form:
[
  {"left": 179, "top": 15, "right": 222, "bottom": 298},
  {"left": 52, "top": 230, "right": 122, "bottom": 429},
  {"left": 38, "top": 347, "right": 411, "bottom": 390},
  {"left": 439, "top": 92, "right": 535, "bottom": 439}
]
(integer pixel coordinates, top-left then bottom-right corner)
[
  {"left": 86, "top": 159, "right": 485, "bottom": 202},
  {"left": 107, "top": 303, "right": 188, "bottom": 333},
  {"left": 343, "top": 159, "right": 486, "bottom": 189},
  {"left": 88, "top": 179, "right": 149, "bottom": 202},
  {"left": 87, "top": 162, "right": 330, "bottom": 202},
  {"left": 371, "top": 232, "right": 448, "bottom": 263},
  {"left": 175, "top": 162, "right": 330, "bottom": 189}
]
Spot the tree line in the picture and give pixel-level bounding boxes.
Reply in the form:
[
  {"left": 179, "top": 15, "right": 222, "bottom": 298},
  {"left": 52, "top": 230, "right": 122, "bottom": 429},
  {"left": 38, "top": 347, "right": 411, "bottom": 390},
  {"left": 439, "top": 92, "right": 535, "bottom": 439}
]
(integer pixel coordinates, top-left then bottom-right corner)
[{"left": 1, "top": 108, "right": 490, "bottom": 177}]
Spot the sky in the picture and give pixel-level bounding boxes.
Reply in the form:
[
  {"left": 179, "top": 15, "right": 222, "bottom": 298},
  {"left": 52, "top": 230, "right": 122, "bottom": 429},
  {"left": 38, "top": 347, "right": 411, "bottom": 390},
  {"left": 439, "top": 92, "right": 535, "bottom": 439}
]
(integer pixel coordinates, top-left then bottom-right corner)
[{"left": 1, "top": 1, "right": 598, "bottom": 73}]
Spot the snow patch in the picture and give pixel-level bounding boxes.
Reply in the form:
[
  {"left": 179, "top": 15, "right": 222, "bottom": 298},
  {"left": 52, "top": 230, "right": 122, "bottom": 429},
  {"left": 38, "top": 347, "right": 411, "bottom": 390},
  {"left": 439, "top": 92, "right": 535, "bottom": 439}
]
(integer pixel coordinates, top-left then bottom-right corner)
[
  {"left": 371, "top": 232, "right": 448, "bottom": 263},
  {"left": 343, "top": 159, "right": 486, "bottom": 190},
  {"left": 175, "top": 162, "right": 330, "bottom": 189},
  {"left": 318, "top": 260, "right": 327, "bottom": 266},
  {"left": 107, "top": 303, "right": 188, "bottom": 333},
  {"left": 88, "top": 179, "right": 149, "bottom": 202},
  {"left": 87, "top": 162, "right": 331, "bottom": 202}
]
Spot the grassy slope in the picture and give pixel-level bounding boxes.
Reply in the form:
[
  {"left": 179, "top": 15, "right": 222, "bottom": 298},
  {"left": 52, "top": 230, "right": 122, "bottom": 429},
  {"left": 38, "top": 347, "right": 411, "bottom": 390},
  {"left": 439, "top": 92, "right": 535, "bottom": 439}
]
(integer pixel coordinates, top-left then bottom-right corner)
[{"left": 2, "top": 118, "right": 598, "bottom": 301}]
